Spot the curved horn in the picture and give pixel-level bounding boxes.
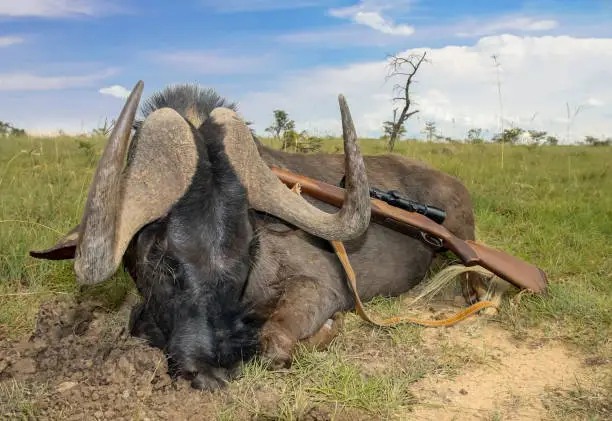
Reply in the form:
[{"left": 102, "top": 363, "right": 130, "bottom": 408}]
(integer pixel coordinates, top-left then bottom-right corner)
[
  {"left": 72, "top": 81, "right": 199, "bottom": 285},
  {"left": 210, "top": 94, "right": 371, "bottom": 241},
  {"left": 73, "top": 80, "right": 143, "bottom": 283}
]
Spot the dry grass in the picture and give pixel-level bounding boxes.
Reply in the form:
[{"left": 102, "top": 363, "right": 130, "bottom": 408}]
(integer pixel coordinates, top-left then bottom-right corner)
[
  {"left": 0, "top": 378, "right": 49, "bottom": 419},
  {"left": 541, "top": 375, "right": 612, "bottom": 421}
]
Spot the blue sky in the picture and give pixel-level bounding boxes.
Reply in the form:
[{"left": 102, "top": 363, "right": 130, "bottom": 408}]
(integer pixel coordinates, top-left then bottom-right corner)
[{"left": 1, "top": 0, "right": 611, "bottom": 142}]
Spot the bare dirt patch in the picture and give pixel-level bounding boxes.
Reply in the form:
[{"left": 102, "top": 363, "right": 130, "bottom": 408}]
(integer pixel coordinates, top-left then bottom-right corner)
[
  {"left": 0, "top": 294, "right": 608, "bottom": 420},
  {"left": 0, "top": 296, "right": 228, "bottom": 420},
  {"left": 407, "top": 315, "right": 608, "bottom": 420}
]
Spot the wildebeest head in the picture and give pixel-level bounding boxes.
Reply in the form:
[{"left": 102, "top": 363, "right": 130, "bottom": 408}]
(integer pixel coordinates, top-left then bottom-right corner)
[{"left": 30, "top": 80, "right": 371, "bottom": 389}]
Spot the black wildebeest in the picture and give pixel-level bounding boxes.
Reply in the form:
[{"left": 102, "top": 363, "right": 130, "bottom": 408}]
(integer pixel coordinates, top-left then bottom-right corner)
[{"left": 30, "top": 80, "right": 490, "bottom": 390}]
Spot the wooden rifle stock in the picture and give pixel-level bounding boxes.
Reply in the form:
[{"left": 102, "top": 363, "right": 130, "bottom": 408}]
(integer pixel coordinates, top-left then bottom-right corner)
[{"left": 270, "top": 167, "right": 548, "bottom": 294}]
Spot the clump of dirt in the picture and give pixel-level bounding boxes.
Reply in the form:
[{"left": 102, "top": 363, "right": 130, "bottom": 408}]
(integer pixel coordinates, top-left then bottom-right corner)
[{"left": 0, "top": 296, "right": 226, "bottom": 420}]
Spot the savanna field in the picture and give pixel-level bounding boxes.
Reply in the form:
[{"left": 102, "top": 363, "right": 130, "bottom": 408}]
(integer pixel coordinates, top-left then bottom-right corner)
[{"left": 0, "top": 134, "right": 611, "bottom": 420}]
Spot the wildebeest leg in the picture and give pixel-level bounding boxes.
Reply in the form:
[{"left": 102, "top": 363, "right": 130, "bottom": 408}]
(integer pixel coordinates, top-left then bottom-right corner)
[
  {"left": 259, "top": 275, "right": 350, "bottom": 369},
  {"left": 429, "top": 253, "right": 488, "bottom": 305},
  {"left": 464, "top": 271, "right": 490, "bottom": 303}
]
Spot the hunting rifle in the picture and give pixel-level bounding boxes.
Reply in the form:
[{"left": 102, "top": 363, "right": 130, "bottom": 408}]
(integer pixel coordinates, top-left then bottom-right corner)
[{"left": 271, "top": 167, "right": 548, "bottom": 294}]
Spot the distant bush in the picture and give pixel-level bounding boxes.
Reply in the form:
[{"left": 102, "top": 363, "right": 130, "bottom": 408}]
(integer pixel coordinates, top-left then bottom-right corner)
[
  {"left": 584, "top": 135, "right": 611, "bottom": 146},
  {"left": 466, "top": 128, "right": 485, "bottom": 144},
  {"left": 283, "top": 129, "right": 323, "bottom": 153},
  {"left": 492, "top": 127, "right": 524, "bottom": 144},
  {"left": 546, "top": 135, "right": 559, "bottom": 145},
  {"left": 0, "top": 121, "right": 26, "bottom": 137}
]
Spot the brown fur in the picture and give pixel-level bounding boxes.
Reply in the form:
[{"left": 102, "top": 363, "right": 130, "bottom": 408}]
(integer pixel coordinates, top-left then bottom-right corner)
[{"left": 241, "top": 145, "right": 486, "bottom": 368}]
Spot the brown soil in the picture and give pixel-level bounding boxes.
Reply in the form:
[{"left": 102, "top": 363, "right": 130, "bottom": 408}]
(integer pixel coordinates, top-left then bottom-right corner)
[
  {"left": 0, "top": 297, "right": 230, "bottom": 420},
  {"left": 408, "top": 317, "right": 606, "bottom": 420},
  {"left": 0, "top": 296, "right": 607, "bottom": 420}
]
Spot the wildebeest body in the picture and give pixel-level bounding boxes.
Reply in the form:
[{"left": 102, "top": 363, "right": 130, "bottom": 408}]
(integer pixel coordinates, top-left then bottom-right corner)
[
  {"left": 30, "top": 82, "right": 484, "bottom": 390},
  {"left": 235, "top": 146, "right": 479, "bottom": 367}
]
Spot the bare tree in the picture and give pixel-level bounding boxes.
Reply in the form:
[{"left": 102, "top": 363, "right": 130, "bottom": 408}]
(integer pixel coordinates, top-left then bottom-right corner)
[{"left": 384, "top": 50, "right": 429, "bottom": 152}]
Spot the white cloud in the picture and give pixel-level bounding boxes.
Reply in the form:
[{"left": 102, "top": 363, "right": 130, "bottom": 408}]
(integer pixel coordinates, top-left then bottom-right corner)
[
  {"left": 153, "top": 50, "right": 274, "bottom": 74},
  {"left": 239, "top": 34, "right": 612, "bottom": 143},
  {"left": 353, "top": 11, "right": 414, "bottom": 35},
  {"left": 277, "top": 25, "right": 408, "bottom": 48},
  {"left": 586, "top": 98, "right": 605, "bottom": 107},
  {"left": 0, "top": 0, "right": 124, "bottom": 18},
  {"left": 278, "top": 12, "right": 568, "bottom": 49},
  {"left": 99, "top": 84, "right": 130, "bottom": 99},
  {"left": 329, "top": 0, "right": 416, "bottom": 36},
  {"left": 0, "top": 35, "right": 24, "bottom": 47},
  {"left": 456, "top": 16, "right": 559, "bottom": 37},
  {"left": 0, "top": 69, "right": 116, "bottom": 91}
]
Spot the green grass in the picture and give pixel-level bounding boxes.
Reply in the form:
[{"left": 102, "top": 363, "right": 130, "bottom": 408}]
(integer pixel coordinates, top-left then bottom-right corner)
[
  {"left": 224, "top": 345, "right": 418, "bottom": 419},
  {"left": 0, "top": 135, "right": 136, "bottom": 337},
  {"left": 1, "top": 134, "right": 612, "bottom": 418}
]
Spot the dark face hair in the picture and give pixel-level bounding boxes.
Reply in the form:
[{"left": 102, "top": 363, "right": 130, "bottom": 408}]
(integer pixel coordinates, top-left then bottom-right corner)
[{"left": 124, "top": 117, "right": 264, "bottom": 390}]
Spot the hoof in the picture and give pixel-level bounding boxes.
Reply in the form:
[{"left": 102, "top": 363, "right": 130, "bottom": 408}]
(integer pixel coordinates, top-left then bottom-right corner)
[
  {"left": 300, "top": 312, "right": 344, "bottom": 351},
  {"left": 259, "top": 322, "right": 296, "bottom": 370}
]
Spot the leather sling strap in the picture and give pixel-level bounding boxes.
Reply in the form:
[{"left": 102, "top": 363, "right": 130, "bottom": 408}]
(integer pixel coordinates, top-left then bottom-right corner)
[
  {"left": 290, "top": 182, "right": 498, "bottom": 328},
  {"left": 330, "top": 239, "right": 497, "bottom": 327}
]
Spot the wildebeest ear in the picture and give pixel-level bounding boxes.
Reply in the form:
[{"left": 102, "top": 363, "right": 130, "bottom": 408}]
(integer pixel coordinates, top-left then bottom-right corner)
[
  {"left": 29, "top": 224, "right": 79, "bottom": 260},
  {"left": 30, "top": 81, "right": 199, "bottom": 286}
]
